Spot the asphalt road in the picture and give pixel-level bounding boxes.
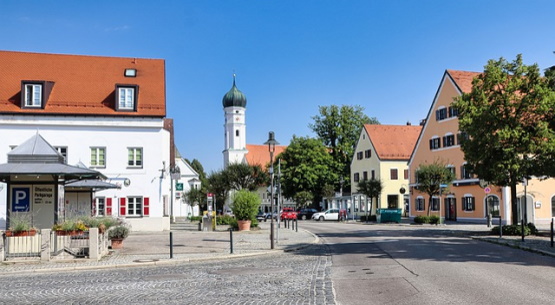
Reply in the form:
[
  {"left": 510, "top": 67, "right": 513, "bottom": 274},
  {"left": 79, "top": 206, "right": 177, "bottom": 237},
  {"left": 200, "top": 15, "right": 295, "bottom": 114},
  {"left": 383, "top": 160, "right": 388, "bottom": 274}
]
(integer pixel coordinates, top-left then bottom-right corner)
[{"left": 301, "top": 221, "right": 555, "bottom": 305}]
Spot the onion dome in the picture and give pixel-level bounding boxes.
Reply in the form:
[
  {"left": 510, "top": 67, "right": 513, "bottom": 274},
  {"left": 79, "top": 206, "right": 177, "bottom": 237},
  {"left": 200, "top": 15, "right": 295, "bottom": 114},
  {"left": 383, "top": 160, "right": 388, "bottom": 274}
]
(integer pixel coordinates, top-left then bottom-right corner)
[{"left": 222, "top": 74, "right": 247, "bottom": 108}]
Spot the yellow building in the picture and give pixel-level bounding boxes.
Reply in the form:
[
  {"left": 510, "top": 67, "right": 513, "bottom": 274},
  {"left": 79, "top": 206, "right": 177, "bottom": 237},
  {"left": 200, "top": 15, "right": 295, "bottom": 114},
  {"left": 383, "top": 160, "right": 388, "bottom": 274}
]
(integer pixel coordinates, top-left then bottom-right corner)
[
  {"left": 351, "top": 124, "right": 421, "bottom": 217},
  {"left": 408, "top": 70, "right": 555, "bottom": 225}
]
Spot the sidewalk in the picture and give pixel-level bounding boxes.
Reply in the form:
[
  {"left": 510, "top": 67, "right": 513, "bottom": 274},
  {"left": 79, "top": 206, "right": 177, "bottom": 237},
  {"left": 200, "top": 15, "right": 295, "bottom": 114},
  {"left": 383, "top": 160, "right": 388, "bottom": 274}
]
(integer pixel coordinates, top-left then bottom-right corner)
[{"left": 0, "top": 222, "right": 317, "bottom": 274}]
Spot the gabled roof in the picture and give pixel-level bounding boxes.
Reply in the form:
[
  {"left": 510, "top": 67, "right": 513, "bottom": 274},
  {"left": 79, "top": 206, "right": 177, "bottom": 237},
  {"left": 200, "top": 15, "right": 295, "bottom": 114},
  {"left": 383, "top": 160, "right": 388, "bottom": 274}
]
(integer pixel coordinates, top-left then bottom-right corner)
[
  {"left": 8, "top": 133, "right": 64, "bottom": 163},
  {"left": 0, "top": 50, "right": 165, "bottom": 117},
  {"left": 364, "top": 124, "right": 422, "bottom": 160},
  {"left": 245, "top": 144, "right": 287, "bottom": 167}
]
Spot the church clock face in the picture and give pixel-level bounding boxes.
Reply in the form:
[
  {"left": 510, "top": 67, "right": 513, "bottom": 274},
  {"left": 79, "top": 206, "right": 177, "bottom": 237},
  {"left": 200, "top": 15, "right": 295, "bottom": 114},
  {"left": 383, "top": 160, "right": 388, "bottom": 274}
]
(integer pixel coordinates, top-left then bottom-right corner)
[{"left": 235, "top": 117, "right": 240, "bottom": 122}]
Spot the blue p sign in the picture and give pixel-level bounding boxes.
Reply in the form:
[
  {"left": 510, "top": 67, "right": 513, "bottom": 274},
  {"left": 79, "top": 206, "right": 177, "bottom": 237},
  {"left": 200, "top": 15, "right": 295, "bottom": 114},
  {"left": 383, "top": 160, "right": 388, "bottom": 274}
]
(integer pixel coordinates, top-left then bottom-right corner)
[{"left": 12, "top": 187, "right": 30, "bottom": 212}]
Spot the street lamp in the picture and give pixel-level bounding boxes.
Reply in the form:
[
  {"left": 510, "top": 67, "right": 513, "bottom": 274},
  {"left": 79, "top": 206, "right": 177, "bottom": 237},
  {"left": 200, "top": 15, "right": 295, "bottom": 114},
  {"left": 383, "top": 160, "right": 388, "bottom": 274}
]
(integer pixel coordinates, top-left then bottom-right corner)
[{"left": 264, "top": 131, "right": 279, "bottom": 249}]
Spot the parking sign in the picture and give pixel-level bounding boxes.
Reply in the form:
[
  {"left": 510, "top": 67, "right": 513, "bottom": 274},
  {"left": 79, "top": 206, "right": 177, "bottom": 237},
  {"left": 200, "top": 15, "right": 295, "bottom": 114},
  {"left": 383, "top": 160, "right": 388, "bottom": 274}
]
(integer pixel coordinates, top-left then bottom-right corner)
[{"left": 12, "top": 187, "right": 30, "bottom": 212}]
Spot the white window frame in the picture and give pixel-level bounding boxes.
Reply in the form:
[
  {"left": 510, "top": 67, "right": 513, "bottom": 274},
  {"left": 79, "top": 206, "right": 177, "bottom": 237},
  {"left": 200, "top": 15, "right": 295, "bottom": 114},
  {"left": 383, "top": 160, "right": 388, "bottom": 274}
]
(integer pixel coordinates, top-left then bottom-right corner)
[
  {"left": 24, "top": 84, "right": 42, "bottom": 107},
  {"left": 431, "top": 197, "right": 440, "bottom": 211},
  {"left": 127, "top": 196, "right": 143, "bottom": 216},
  {"left": 90, "top": 147, "right": 106, "bottom": 168},
  {"left": 416, "top": 197, "right": 425, "bottom": 211},
  {"left": 128, "top": 147, "right": 143, "bottom": 168},
  {"left": 95, "top": 197, "right": 106, "bottom": 217},
  {"left": 118, "top": 87, "right": 135, "bottom": 110},
  {"left": 463, "top": 196, "right": 475, "bottom": 211}
]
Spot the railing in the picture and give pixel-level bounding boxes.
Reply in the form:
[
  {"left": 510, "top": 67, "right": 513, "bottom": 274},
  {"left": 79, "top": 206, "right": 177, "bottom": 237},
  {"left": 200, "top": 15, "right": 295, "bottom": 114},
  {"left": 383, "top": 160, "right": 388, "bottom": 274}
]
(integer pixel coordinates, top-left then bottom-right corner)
[{"left": 1, "top": 228, "right": 109, "bottom": 262}]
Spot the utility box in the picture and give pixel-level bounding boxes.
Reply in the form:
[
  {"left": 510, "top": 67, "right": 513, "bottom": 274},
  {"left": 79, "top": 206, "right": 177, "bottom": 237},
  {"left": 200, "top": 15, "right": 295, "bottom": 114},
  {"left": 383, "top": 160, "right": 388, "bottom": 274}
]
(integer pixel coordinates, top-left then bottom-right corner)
[{"left": 377, "top": 209, "right": 402, "bottom": 223}]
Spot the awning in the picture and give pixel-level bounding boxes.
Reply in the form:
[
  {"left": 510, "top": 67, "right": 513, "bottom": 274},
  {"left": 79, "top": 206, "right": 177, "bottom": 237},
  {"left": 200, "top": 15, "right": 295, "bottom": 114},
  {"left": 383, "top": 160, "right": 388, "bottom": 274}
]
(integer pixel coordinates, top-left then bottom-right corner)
[
  {"left": 65, "top": 179, "right": 120, "bottom": 191},
  {"left": 0, "top": 163, "right": 106, "bottom": 181}
]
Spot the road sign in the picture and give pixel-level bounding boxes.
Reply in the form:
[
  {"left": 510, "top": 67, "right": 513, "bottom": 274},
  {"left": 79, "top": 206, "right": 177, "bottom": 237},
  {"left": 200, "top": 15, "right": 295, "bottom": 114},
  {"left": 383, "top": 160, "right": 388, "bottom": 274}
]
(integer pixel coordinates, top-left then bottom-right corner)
[
  {"left": 175, "top": 183, "right": 183, "bottom": 191},
  {"left": 484, "top": 187, "right": 491, "bottom": 194}
]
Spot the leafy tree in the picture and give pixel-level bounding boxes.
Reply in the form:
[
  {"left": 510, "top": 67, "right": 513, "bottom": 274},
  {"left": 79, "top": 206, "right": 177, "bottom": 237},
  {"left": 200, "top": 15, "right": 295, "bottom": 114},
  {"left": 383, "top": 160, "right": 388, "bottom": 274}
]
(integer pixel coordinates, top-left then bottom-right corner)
[
  {"left": 293, "top": 191, "right": 314, "bottom": 208},
  {"left": 225, "top": 163, "right": 268, "bottom": 191},
  {"left": 206, "top": 170, "right": 230, "bottom": 212},
  {"left": 183, "top": 187, "right": 204, "bottom": 211},
  {"left": 357, "top": 178, "right": 383, "bottom": 217},
  {"left": 321, "top": 184, "right": 336, "bottom": 209},
  {"left": 415, "top": 161, "right": 455, "bottom": 217},
  {"left": 452, "top": 54, "right": 555, "bottom": 224},
  {"left": 278, "top": 136, "right": 338, "bottom": 206},
  {"left": 188, "top": 158, "right": 207, "bottom": 183},
  {"left": 309, "top": 105, "right": 379, "bottom": 191}
]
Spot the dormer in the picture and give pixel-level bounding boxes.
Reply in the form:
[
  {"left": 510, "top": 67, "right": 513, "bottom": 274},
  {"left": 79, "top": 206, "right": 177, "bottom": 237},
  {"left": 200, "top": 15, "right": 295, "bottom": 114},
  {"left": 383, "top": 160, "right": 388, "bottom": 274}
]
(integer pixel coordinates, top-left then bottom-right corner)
[
  {"left": 20, "top": 80, "right": 55, "bottom": 109},
  {"left": 115, "top": 84, "right": 139, "bottom": 112}
]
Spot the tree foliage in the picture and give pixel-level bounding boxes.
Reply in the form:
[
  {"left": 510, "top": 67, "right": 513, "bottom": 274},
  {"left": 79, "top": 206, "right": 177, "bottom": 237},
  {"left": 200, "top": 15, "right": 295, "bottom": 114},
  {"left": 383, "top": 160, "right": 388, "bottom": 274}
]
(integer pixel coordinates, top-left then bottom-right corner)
[
  {"left": 225, "top": 163, "right": 268, "bottom": 191},
  {"left": 415, "top": 161, "right": 455, "bottom": 216},
  {"left": 278, "top": 136, "right": 338, "bottom": 206},
  {"left": 309, "top": 105, "right": 379, "bottom": 191},
  {"left": 206, "top": 170, "right": 230, "bottom": 212},
  {"left": 293, "top": 191, "right": 313, "bottom": 208},
  {"left": 452, "top": 54, "right": 555, "bottom": 223},
  {"left": 357, "top": 178, "right": 383, "bottom": 216}
]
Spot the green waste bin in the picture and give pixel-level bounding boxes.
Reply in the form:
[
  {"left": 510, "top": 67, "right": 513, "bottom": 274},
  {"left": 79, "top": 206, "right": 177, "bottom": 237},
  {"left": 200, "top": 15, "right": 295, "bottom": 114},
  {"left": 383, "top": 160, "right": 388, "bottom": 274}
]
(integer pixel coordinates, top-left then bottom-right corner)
[{"left": 377, "top": 209, "right": 402, "bottom": 223}]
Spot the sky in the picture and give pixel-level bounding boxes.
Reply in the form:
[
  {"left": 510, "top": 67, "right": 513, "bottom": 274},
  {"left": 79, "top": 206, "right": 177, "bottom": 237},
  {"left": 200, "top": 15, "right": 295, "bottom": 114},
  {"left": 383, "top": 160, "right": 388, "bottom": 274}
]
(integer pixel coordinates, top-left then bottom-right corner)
[{"left": 1, "top": 1, "right": 554, "bottom": 174}]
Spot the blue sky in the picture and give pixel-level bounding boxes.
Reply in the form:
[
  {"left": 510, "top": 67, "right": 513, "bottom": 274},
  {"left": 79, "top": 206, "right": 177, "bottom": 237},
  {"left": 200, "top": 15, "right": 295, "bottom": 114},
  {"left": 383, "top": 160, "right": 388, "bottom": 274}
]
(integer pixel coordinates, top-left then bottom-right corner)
[{"left": 1, "top": 1, "right": 554, "bottom": 173}]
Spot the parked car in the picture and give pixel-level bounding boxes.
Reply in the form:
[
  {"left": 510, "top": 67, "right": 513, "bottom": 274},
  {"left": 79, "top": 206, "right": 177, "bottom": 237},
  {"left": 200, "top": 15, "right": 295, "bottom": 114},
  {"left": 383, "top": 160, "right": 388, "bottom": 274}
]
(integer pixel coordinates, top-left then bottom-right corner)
[
  {"left": 280, "top": 207, "right": 298, "bottom": 220},
  {"left": 297, "top": 208, "right": 318, "bottom": 220},
  {"left": 264, "top": 212, "right": 278, "bottom": 222},
  {"left": 256, "top": 211, "right": 267, "bottom": 221},
  {"left": 312, "top": 208, "right": 348, "bottom": 221}
]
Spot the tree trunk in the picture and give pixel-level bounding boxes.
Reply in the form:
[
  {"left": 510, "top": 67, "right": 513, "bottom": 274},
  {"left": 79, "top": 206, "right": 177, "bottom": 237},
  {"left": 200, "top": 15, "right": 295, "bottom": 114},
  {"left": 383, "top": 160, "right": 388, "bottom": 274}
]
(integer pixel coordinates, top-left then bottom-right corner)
[{"left": 427, "top": 196, "right": 432, "bottom": 216}]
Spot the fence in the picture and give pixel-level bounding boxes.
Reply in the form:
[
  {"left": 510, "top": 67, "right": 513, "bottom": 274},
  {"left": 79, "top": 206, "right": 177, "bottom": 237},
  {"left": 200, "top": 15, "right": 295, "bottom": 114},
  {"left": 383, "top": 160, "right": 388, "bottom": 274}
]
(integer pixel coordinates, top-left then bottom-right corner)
[{"left": 0, "top": 228, "right": 110, "bottom": 262}]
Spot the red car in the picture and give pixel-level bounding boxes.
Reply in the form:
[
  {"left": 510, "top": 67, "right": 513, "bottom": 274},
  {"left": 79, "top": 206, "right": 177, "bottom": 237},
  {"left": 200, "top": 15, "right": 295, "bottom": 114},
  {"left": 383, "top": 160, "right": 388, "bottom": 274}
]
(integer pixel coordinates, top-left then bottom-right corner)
[{"left": 280, "top": 207, "right": 298, "bottom": 220}]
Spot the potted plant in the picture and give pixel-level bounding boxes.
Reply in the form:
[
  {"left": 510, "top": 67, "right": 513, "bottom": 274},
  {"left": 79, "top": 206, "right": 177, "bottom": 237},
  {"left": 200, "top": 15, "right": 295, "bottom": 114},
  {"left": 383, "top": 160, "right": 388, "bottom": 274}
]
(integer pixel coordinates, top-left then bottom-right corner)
[
  {"left": 230, "top": 189, "right": 261, "bottom": 231},
  {"left": 53, "top": 219, "right": 89, "bottom": 236},
  {"left": 108, "top": 225, "right": 130, "bottom": 249},
  {"left": 6, "top": 212, "right": 37, "bottom": 237}
]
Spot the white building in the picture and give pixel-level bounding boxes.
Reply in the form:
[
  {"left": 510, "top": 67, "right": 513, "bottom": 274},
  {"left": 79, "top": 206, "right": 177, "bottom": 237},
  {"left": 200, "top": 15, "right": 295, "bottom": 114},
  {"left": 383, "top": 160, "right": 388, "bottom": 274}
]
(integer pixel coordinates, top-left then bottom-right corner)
[{"left": 0, "top": 50, "right": 172, "bottom": 231}]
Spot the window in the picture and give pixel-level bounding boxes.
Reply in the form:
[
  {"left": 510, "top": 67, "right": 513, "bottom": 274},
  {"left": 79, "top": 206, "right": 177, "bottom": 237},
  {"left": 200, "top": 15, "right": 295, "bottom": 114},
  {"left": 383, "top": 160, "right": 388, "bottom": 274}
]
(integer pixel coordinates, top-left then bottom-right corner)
[
  {"left": 449, "top": 106, "right": 459, "bottom": 117},
  {"left": 416, "top": 197, "right": 425, "bottom": 211},
  {"left": 55, "top": 146, "right": 68, "bottom": 163},
  {"left": 463, "top": 196, "right": 475, "bottom": 211},
  {"left": 404, "top": 169, "right": 409, "bottom": 180},
  {"left": 116, "top": 85, "right": 137, "bottom": 111},
  {"left": 365, "top": 149, "right": 371, "bottom": 158},
  {"left": 461, "top": 164, "right": 472, "bottom": 179},
  {"left": 371, "top": 170, "right": 375, "bottom": 180},
  {"left": 236, "top": 130, "right": 239, "bottom": 137},
  {"left": 431, "top": 197, "right": 440, "bottom": 211},
  {"left": 357, "top": 151, "right": 363, "bottom": 160},
  {"left": 429, "top": 137, "right": 441, "bottom": 150},
  {"left": 90, "top": 147, "right": 106, "bottom": 168},
  {"left": 486, "top": 195, "right": 499, "bottom": 217},
  {"left": 447, "top": 165, "right": 456, "bottom": 177},
  {"left": 362, "top": 171, "right": 368, "bottom": 180},
  {"left": 24, "top": 84, "right": 42, "bottom": 107},
  {"left": 128, "top": 147, "right": 143, "bottom": 168},
  {"left": 127, "top": 197, "right": 143, "bottom": 216},
  {"left": 390, "top": 168, "right": 398, "bottom": 180},
  {"left": 436, "top": 107, "right": 448, "bottom": 121},
  {"left": 443, "top": 134, "right": 455, "bottom": 147},
  {"left": 354, "top": 173, "right": 360, "bottom": 182},
  {"left": 95, "top": 197, "right": 105, "bottom": 217}
]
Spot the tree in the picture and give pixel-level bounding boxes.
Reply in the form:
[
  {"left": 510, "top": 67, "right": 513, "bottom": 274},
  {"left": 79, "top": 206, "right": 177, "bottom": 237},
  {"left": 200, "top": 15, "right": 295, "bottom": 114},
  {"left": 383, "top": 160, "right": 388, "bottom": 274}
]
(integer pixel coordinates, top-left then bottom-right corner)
[
  {"left": 278, "top": 136, "right": 337, "bottom": 206},
  {"left": 225, "top": 163, "right": 268, "bottom": 191},
  {"left": 206, "top": 170, "right": 231, "bottom": 212},
  {"left": 293, "top": 191, "right": 313, "bottom": 208},
  {"left": 357, "top": 178, "right": 383, "bottom": 218},
  {"left": 452, "top": 54, "right": 555, "bottom": 224},
  {"left": 183, "top": 187, "right": 204, "bottom": 213},
  {"left": 415, "top": 161, "right": 455, "bottom": 217},
  {"left": 309, "top": 105, "right": 379, "bottom": 191}
]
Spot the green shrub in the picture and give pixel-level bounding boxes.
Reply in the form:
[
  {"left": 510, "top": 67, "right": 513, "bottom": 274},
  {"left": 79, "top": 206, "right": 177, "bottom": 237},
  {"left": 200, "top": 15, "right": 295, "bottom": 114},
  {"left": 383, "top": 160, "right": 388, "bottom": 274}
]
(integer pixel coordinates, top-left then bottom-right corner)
[
  {"left": 429, "top": 215, "right": 440, "bottom": 224},
  {"left": 231, "top": 190, "right": 261, "bottom": 221},
  {"left": 491, "top": 224, "right": 531, "bottom": 236},
  {"left": 527, "top": 223, "right": 538, "bottom": 235},
  {"left": 108, "top": 225, "right": 130, "bottom": 240},
  {"left": 190, "top": 216, "right": 203, "bottom": 222},
  {"left": 216, "top": 215, "right": 235, "bottom": 225},
  {"left": 414, "top": 215, "right": 429, "bottom": 224}
]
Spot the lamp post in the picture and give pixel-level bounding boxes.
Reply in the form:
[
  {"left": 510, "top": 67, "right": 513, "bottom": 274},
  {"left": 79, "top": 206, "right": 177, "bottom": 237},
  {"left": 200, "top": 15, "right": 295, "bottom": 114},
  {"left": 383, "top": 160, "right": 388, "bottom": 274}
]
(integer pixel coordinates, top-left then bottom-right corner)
[{"left": 264, "top": 131, "right": 279, "bottom": 249}]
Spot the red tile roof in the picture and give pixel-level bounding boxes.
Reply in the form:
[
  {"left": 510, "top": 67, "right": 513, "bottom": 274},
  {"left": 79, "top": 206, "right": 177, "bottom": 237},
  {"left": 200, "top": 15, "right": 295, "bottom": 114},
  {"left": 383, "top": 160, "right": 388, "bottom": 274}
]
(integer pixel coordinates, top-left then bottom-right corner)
[
  {"left": 245, "top": 144, "right": 287, "bottom": 167},
  {"left": 0, "top": 50, "right": 165, "bottom": 117},
  {"left": 446, "top": 70, "right": 480, "bottom": 93},
  {"left": 364, "top": 124, "right": 422, "bottom": 160}
]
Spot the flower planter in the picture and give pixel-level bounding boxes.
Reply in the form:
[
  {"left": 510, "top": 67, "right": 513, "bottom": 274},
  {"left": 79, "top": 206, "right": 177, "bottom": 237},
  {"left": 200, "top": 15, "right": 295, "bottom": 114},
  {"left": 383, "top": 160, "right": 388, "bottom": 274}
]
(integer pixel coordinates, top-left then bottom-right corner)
[
  {"left": 5, "top": 229, "right": 37, "bottom": 237},
  {"left": 110, "top": 238, "right": 124, "bottom": 249},
  {"left": 237, "top": 220, "right": 251, "bottom": 231},
  {"left": 56, "top": 230, "right": 86, "bottom": 236}
]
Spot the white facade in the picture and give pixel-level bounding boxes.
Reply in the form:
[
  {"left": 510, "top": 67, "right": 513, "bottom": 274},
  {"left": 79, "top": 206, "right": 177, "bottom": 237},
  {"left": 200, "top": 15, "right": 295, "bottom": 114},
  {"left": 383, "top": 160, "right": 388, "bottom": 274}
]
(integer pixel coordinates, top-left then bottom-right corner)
[
  {"left": 171, "top": 157, "right": 201, "bottom": 219},
  {"left": 223, "top": 105, "right": 247, "bottom": 166},
  {"left": 0, "top": 115, "right": 172, "bottom": 231}
]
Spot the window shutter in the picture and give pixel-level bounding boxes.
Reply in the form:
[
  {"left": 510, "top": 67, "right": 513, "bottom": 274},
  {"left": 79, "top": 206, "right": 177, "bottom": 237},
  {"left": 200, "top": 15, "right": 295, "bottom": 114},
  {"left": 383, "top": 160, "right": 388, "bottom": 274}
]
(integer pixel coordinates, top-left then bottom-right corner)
[
  {"left": 429, "top": 139, "right": 433, "bottom": 149},
  {"left": 471, "top": 197, "right": 475, "bottom": 210},
  {"left": 443, "top": 136, "right": 447, "bottom": 147},
  {"left": 436, "top": 110, "right": 440, "bottom": 121},
  {"left": 144, "top": 197, "right": 150, "bottom": 216},
  {"left": 106, "top": 198, "right": 112, "bottom": 216},
  {"left": 120, "top": 197, "right": 126, "bottom": 216}
]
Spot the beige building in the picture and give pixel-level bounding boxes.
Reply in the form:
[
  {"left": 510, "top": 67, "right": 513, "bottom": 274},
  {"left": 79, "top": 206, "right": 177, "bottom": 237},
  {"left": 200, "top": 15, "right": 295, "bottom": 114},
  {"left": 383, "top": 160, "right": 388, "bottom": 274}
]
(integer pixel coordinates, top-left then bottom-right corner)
[
  {"left": 408, "top": 70, "right": 555, "bottom": 225},
  {"left": 350, "top": 124, "right": 421, "bottom": 217}
]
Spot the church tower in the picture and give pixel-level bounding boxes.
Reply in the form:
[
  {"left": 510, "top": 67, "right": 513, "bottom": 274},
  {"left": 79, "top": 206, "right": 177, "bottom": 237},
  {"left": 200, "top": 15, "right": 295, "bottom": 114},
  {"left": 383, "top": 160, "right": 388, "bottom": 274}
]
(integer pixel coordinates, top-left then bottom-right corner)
[{"left": 222, "top": 74, "right": 247, "bottom": 167}]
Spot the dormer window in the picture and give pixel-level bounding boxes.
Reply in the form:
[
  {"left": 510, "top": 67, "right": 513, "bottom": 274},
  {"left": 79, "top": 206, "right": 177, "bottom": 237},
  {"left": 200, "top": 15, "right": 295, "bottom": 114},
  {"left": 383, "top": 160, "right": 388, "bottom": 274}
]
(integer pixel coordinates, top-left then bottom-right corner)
[
  {"left": 116, "top": 85, "right": 138, "bottom": 111},
  {"left": 25, "top": 84, "right": 42, "bottom": 107},
  {"left": 21, "top": 80, "right": 53, "bottom": 109}
]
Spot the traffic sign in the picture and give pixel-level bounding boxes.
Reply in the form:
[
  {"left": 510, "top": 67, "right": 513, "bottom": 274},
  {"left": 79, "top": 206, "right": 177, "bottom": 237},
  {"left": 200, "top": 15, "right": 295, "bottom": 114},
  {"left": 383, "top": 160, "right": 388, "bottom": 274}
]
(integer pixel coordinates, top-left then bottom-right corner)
[
  {"left": 175, "top": 183, "right": 183, "bottom": 191},
  {"left": 484, "top": 187, "right": 491, "bottom": 194}
]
